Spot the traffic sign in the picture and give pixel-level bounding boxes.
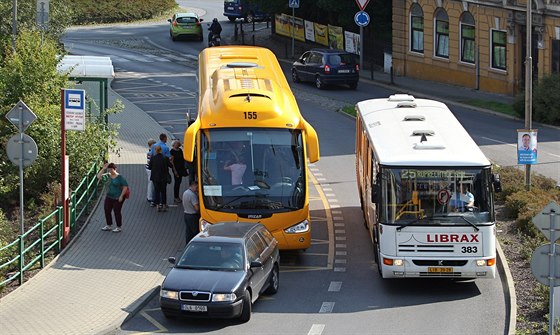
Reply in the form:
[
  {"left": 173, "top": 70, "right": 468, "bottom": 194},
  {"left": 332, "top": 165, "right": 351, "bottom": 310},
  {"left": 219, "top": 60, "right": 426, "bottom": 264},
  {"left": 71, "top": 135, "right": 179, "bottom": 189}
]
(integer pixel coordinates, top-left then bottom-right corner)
[
  {"left": 289, "top": 0, "right": 299, "bottom": 8},
  {"left": 355, "top": 0, "right": 370, "bottom": 11},
  {"left": 6, "top": 100, "right": 37, "bottom": 133},
  {"left": 531, "top": 244, "right": 560, "bottom": 286},
  {"left": 532, "top": 201, "right": 560, "bottom": 242},
  {"left": 6, "top": 134, "right": 38, "bottom": 167},
  {"left": 355, "top": 11, "right": 370, "bottom": 27}
]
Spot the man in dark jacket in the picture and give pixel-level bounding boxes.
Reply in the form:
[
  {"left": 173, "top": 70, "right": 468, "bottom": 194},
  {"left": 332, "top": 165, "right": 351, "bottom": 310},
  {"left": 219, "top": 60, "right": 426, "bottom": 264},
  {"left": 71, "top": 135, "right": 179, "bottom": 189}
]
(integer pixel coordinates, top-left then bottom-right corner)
[
  {"left": 149, "top": 145, "right": 172, "bottom": 211},
  {"left": 208, "top": 18, "right": 222, "bottom": 45}
]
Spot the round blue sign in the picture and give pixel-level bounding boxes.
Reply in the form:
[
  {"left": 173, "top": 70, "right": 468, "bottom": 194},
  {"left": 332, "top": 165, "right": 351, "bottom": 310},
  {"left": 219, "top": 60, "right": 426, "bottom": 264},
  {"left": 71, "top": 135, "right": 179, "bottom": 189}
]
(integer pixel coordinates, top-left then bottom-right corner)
[{"left": 354, "top": 11, "right": 370, "bottom": 27}]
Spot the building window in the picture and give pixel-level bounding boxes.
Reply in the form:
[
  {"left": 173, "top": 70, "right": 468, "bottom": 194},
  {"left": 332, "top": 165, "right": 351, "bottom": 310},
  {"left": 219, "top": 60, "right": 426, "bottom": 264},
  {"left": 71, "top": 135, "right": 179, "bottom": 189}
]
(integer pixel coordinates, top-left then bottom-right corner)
[
  {"left": 491, "top": 30, "right": 507, "bottom": 70},
  {"left": 553, "top": 40, "right": 560, "bottom": 73},
  {"left": 435, "top": 9, "right": 449, "bottom": 58},
  {"left": 410, "top": 4, "right": 424, "bottom": 53},
  {"left": 460, "top": 12, "right": 475, "bottom": 63}
]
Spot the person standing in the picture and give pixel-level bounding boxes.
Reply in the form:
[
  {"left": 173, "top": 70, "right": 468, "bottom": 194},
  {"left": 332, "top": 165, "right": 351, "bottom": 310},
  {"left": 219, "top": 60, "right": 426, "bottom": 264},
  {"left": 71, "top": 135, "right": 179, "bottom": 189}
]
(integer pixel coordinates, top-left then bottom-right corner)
[
  {"left": 146, "top": 138, "right": 157, "bottom": 206},
  {"left": 170, "top": 139, "right": 188, "bottom": 203},
  {"left": 97, "top": 162, "right": 128, "bottom": 233},
  {"left": 182, "top": 181, "right": 200, "bottom": 245},
  {"left": 149, "top": 145, "right": 172, "bottom": 212},
  {"left": 150, "top": 133, "right": 171, "bottom": 159}
]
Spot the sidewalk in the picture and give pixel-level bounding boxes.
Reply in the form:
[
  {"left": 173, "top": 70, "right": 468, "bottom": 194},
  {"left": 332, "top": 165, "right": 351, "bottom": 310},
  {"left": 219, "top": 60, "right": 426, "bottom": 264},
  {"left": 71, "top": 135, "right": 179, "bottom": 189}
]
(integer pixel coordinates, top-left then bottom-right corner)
[{"left": 0, "top": 85, "right": 185, "bottom": 335}]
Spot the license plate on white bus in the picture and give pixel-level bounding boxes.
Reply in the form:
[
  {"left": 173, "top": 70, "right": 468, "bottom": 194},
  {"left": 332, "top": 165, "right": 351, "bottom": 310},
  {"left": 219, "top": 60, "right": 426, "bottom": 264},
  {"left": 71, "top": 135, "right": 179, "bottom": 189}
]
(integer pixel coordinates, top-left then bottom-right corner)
[
  {"left": 428, "top": 267, "right": 453, "bottom": 273},
  {"left": 182, "top": 304, "right": 207, "bottom": 312}
]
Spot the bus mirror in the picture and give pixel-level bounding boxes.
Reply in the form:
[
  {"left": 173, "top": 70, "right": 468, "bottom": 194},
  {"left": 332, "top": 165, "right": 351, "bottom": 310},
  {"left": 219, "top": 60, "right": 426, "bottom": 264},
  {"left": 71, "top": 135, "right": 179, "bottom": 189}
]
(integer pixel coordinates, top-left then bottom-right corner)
[
  {"left": 303, "top": 121, "right": 320, "bottom": 163},
  {"left": 372, "top": 184, "right": 380, "bottom": 203},
  {"left": 183, "top": 118, "right": 200, "bottom": 162},
  {"left": 492, "top": 173, "right": 502, "bottom": 193}
]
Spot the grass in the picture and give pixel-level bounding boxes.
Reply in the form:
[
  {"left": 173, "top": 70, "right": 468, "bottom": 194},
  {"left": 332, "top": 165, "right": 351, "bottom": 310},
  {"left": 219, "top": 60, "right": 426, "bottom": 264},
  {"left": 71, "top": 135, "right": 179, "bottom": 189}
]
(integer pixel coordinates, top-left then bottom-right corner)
[{"left": 341, "top": 105, "right": 356, "bottom": 117}]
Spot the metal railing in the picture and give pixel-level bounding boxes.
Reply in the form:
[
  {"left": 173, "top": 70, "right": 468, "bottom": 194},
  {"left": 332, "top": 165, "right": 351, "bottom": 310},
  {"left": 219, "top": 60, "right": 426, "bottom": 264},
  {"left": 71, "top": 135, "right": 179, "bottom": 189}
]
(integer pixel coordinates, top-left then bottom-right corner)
[{"left": 0, "top": 158, "right": 103, "bottom": 287}]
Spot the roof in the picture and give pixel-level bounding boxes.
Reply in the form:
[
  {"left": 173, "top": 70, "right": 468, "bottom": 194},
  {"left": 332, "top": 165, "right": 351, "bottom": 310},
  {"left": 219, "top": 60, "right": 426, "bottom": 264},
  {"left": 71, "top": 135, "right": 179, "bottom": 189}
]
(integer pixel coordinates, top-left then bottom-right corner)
[
  {"left": 175, "top": 12, "right": 199, "bottom": 18},
  {"left": 57, "top": 55, "right": 114, "bottom": 79},
  {"left": 310, "top": 48, "right": 350, "bottom": 54},
  {"left": 356, "top": 94, "right": 491, "bottom": 167},
  {"left": 194, "top": 222, "right": 263, "bottom": 243}
]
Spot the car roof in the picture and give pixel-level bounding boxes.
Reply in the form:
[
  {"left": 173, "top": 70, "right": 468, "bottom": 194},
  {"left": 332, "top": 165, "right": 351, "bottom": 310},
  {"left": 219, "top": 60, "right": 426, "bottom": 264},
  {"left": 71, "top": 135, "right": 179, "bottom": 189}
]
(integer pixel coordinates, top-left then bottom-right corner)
[
  {"left": 192, "top": 222, "right": 263, "bottom": 243},
  {"left": 310, "top": 48, "right": 351, "bottom": 54},
  {"left": 175, "top": 12, "right": 199, "bottom": 18}
]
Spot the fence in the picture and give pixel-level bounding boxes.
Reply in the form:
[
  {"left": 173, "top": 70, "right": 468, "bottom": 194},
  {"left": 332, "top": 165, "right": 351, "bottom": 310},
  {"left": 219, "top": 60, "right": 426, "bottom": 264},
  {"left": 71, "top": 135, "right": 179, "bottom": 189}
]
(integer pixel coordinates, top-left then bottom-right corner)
[{"left": 0, "top": 158, "right": 104, "bottom": 287}]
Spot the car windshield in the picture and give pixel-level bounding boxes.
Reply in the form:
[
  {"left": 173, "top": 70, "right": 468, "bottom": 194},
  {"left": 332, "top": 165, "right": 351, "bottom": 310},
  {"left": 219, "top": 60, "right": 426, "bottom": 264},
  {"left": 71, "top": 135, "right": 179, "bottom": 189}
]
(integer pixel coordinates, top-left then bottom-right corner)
[
  {"left": 177, "top": 242, "right": 244, "bottom": 271},
  {"left": 200, "top": 128, "right": 306, "bottom": 213},
  {"left": 379, "top": 167, "right": 494, "bottom": 226}
]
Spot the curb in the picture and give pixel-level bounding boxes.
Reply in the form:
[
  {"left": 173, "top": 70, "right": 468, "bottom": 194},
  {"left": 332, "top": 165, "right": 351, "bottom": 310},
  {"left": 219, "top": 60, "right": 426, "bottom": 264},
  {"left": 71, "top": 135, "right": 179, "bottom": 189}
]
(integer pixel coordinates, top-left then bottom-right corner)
[{"left": 496, "top": 241, "right": 517, "bottom": 335}]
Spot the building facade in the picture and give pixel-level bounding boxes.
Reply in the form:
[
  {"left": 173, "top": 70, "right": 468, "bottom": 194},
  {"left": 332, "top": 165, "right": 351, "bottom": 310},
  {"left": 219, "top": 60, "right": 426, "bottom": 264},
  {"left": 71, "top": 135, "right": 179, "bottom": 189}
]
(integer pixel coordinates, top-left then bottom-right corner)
[{"left": 392, "top": 0, "right": 560, "bottom": 95}]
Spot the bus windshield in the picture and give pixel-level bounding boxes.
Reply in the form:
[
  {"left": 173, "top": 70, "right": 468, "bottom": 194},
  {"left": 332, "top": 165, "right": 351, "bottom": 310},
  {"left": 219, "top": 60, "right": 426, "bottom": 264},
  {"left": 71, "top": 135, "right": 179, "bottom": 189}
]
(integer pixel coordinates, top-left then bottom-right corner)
[
  {"left": 379, "top": 167, "right": 494, "bottom": 225},
  {"left": 200, "top": 128, "right": 305, "bottom": 212}
]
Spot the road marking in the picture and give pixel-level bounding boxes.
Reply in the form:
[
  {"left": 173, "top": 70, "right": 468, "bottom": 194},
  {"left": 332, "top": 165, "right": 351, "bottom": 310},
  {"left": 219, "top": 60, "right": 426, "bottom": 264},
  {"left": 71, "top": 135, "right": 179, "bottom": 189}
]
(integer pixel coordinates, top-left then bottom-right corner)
[
  {"left": 308, "top": 324, "right": 325, "bottom": 335},
  {"left": 136, "top": 310, "right": 167, "bottom": 333},
  {"left": 336, "top": 251, "right": 347, "bottom": 256},
  {"left": 336, "top": 244, "right": 347, "bottom": 248},
  {"left": 481, "top": 136, "right": 515, "bottom": 146},
  {"left": 328, "top": 281, "right": 342, "bottom": 292},
  {"left": 319, "top": 302, "right": 335, "bottom": 313},
  {"left": 334, "top": 267, "right": 346, "bottom": 272},
  {"left": 333, "top": 216, "right": 343, "bottom": 220},
  {"left": 335, "top": 259, "right": 347, "bottom": 264},
  {"left": 335, "top": 236, "right": 346, "bottom": 240},
  {"left": 335, "top": 229, "right": 345, "bottom": 234}
]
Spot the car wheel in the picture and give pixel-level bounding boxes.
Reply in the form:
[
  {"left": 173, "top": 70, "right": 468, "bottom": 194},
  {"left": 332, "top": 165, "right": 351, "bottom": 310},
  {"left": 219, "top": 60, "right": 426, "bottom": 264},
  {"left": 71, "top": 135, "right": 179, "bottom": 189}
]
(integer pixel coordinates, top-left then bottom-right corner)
[
  {"left": 245, "top": 12, "right": 254, "bottom": 23},
  {"left": 170, "top": 32, "right": 176, "bottom": 41},
  {"left": 291, "top": 69, "right": 300, "bottom": 83},
  {"left": 315, "top": 75, "right": 325, "bottom": 89},
  {"left": 265, "top": 264, "right": 279, "bottom": 295},
  {"left": 239, "top": 290, "right": 252, "bottom": 323},
  {"left": 349, "top": 82, "right": 358, "bottom": 90}
]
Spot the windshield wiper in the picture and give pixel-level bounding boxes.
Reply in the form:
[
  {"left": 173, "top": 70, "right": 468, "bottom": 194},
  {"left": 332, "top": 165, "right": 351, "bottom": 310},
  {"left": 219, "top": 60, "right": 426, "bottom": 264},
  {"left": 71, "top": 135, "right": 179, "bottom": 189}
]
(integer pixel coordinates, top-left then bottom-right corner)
[
  {"left": 220, "top": 195, "right": 253, "bottom": 208},
  {"left": 396, "top": 215, "right": 443, "bottom": 231},
  {"left": 459, "top": 216, "right": 480, "bottom": 232}
]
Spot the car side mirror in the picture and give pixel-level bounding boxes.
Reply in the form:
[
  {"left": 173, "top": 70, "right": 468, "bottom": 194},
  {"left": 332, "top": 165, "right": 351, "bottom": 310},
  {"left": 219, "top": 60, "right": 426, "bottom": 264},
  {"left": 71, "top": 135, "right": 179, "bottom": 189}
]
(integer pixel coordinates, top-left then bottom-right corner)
[
  {"left": 250, "top": 260, "right": 263, "bottom": 268},
  {"left": 168, "top": 257, "right": 176, "bottom": 264},
  {"left": 167, "top": 19, "right": 172, "bottom": 23},
  {"left": 200, "top": 18, "right": 204, "bottom": 22}
]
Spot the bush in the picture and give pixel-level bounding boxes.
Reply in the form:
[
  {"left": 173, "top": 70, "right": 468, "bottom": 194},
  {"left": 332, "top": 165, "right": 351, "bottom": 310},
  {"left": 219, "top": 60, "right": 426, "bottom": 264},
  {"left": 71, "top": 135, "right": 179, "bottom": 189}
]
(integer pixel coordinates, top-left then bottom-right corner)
[
  {"left": 70, "top": 0, "right": 177, "bottom": 24},
  {"left": 513, "top": 74, "right": 560, "bottom": 126},
  {"left": 495, "top": 166, "right": 558, "bottom": 204},
  {"left": 508, "top": 188, "right": 560, "bottom": 236}
]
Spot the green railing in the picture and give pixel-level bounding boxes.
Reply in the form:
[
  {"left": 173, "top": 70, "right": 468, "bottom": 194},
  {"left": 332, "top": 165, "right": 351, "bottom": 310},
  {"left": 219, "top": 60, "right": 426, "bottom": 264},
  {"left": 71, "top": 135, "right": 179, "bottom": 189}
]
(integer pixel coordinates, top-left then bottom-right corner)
[{"left": 0, "top": 158, "right": 104, "bottom": 287}]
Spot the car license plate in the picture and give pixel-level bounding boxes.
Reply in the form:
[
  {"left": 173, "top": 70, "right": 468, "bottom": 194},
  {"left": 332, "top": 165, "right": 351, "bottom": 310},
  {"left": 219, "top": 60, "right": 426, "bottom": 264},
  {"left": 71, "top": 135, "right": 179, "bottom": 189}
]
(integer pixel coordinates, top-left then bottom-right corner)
[
  {"left": 182, "top": 304, "right": 207, "bottom": 312},
  {"left": 428, "top": 267, "right": 453, "bottom": 273},
  {"left": 228, "top": 6, "right": 234, "bottom": 10},
  {"left": 338, "top": 69, "right": 350, "bottom": 73}
]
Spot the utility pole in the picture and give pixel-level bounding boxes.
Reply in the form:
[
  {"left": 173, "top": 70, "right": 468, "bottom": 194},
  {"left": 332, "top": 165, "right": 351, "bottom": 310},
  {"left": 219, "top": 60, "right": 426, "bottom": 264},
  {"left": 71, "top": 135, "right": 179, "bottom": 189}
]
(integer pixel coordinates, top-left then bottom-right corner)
[{"left": 524, "top": 0, "right": 533, "bottom": 191}]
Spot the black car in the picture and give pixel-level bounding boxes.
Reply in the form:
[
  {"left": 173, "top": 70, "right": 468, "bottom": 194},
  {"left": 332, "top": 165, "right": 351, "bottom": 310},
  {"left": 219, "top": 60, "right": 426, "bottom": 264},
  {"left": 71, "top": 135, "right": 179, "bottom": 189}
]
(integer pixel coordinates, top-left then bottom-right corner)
[
  {"left": 160, "top": 222, "right": 280, "bottom": 322},
  {"left": 292, "top": 49, "right": 360, "bottom": 89}
]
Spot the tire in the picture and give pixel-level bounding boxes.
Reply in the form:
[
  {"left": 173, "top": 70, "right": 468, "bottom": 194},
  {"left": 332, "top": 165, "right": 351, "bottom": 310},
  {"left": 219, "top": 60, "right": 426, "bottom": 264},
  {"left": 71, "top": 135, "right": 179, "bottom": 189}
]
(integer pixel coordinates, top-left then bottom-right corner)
[
  {"left": 349, "top": 82, "right": 358, "bottom": 89},
  {"left": 375, "top": 235, "right": 384, "bottom": 278},
  {"left": 170, "top": 32, "right": 176, "bottom": 41},
  {"left": 265, "top": 264, "right": 279, "bottom": 295},
  {"left": 291, "top": 69, "right": 300, "bottom": 83},
  {"left": 239, "top": 290, "right": 252, "bottom": 323},
  {"left": 315, "top": 75, "right": 325, "bottom": 89},
  {"left": 245, "top": 13, "right": 254, "bottom": 23},
  {"left": 228, "top": 17, "right": 236, "bottom": 22}
]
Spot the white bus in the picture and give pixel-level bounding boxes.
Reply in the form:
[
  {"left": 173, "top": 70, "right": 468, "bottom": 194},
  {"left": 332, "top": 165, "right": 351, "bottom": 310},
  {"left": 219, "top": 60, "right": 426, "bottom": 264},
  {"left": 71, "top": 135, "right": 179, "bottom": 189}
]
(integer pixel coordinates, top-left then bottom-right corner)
[{"left": 355, "top": 94, "right": 502, "bottom": 279}]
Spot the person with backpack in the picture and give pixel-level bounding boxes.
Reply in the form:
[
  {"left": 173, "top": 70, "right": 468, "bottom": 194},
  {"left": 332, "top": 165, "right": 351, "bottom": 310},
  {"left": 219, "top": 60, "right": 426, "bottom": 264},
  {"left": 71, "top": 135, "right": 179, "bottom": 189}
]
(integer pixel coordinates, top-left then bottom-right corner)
[
  {"left": 97, "top": 162, "right": 129, "bottom": 233},
  {"left": 208, "top": 18, "right": 222, "bottom": 46}
]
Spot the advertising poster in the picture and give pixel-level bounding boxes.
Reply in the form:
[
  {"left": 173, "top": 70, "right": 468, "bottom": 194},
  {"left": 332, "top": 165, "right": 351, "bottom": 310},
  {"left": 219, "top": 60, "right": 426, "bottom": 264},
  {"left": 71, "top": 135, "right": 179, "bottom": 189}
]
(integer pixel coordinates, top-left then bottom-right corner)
[
  {"left": 314, "top": 23, "right": 329, "bottom": 46},
  {"left": 304, "top": 20, "right": 315, "bottom": 42},
  {"left": 328, "top": 24, "right": 344, "bottom": 50},
  {"left": 275, "top": 14, "right": 291, "bottom": 38},
  {"left": 344, "top": 31, "right": 360, "bottom": 55},
  {"left": 517, "top": 129, "right": 538, "bottom": 164}
]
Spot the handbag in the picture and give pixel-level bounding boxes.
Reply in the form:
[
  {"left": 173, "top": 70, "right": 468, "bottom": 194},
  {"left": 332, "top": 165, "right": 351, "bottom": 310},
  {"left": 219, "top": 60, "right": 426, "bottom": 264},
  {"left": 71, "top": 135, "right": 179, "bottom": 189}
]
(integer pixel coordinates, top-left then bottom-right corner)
[
  {"left": 166, "top": 172, "right": 172, "bottom": 184},
  {"left": 124, "top": 187, "right": 130, "bottom": 199}
]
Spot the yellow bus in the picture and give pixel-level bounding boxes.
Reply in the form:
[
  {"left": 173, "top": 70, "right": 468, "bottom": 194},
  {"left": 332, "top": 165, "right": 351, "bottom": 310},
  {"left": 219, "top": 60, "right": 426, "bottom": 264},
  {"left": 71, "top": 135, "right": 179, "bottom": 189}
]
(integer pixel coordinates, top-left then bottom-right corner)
[{"left": 183, "top": 46, "right": 320, "bottom": 250}]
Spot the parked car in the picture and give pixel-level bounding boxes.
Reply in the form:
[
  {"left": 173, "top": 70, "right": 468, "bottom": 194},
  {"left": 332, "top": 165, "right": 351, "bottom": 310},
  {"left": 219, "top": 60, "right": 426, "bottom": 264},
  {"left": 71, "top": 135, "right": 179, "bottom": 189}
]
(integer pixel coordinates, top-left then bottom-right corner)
[
  {"left": 223, "top": 0, "right": 270, "bottom": 23},
  {"left": 292, "top": 49, "right": 360, "bottom": 89},
  {"left": 160, "top": 222, "right": 280, "bottom": 322},
  {"left": 168, "top": 13, "right": 204, "bottom": 41}
]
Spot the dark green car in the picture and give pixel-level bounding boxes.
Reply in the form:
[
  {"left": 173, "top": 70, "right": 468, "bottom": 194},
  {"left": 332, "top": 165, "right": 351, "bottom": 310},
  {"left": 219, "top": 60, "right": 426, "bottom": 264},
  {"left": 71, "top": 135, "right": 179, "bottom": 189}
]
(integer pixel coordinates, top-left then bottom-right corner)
[{"left": 168, "top": 13, "right": 204, "bottom": 41}]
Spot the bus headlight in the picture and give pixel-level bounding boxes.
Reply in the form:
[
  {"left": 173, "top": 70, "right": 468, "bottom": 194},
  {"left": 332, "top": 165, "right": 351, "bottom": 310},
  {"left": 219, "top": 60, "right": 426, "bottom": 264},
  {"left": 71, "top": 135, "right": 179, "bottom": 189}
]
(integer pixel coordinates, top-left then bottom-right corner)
[
  {"left": 284, "top": 220, "right": 309, "bottom": 234},
  {"left": 200, "top": 219, "right": 212, "bottom": 231},
  {"left": 160, "top": 289, "right": 179, "bottom": 300}
]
